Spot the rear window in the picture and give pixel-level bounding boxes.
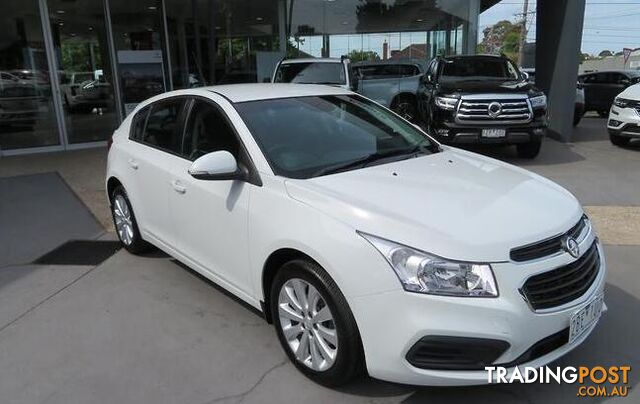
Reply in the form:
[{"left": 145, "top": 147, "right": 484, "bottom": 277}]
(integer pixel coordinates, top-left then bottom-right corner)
[{"left": 274, "top": 62, "right": 346, "bottom": 85}]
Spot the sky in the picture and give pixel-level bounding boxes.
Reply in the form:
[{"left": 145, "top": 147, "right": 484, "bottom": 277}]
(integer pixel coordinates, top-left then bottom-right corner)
[{"left": 479, "top": 0, "right": 640, "bottom": 55}]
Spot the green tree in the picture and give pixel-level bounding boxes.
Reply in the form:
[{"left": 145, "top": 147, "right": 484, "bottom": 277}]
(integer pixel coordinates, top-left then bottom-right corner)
[
  {"left": 478, "top": 20, "right": 523, "bottom": 61},
  {"left": 344, "top": 49, "right": 380, "bottom": 63}
]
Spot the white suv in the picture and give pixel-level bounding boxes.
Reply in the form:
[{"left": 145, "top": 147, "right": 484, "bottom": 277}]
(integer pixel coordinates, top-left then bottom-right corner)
[
  {"left": 608, "top": 83, "right": 640, "bottom": 147},
  {"left": 106, "top": 84, "right": 606, "bottom": 386}
]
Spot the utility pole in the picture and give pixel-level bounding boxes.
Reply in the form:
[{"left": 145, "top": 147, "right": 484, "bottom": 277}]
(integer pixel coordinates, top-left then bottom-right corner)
[{"left": 517, "top": 0, "right": 529, "bottom": 66}]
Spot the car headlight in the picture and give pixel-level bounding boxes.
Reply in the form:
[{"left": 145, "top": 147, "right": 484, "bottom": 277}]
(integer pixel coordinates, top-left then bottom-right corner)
[
  {"left": 435, "top": 96, "right": 459, "bottom": 110},
  {"left": 613, "top": 97, "right": 629, "bottom": 108},
  {"left": 359, "top": 233, "right": 498, "bottom": 297},
  {"left": 529, "top": 94, "right": 547, "bottom": 109}
]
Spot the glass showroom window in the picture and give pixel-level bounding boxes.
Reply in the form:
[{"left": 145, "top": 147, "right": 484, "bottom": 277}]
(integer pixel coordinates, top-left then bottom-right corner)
[
  {"left": 47, "top": 0, "right": 119, "bottom": 144},
  {"left": 109, "top": 0, "right": 167, "bottom": 116},
  {"left": 0, "top": 1, "right": 60, "bottom": 151},
  {"left": 285, "top": 0, "right": 472, "bottom": 61},
  {"left": 164, "top": 0, "right": 283, "bottom": 87}
]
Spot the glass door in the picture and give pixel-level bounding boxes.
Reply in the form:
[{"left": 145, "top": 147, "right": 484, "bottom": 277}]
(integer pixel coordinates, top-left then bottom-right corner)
[
  {"left": 0, "top": 1, "right": 60, "bottom": 151},
  {"left": 47, "top": 0, "right": 119, "bottom": 145}
]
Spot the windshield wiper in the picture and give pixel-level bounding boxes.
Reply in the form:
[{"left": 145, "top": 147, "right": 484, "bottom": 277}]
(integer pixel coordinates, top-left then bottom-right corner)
[{"left": 313, "top": 146, "right": 430, "bottom": 177}]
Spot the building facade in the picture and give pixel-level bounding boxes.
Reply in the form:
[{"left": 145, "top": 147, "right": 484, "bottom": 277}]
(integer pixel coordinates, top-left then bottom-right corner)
[{"left": 0, "top": 0, "right": 488, "bottom": 156}]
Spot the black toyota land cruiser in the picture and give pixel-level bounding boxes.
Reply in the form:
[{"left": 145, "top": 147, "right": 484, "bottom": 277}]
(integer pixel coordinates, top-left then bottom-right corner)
[{"left": 417, "top": 55, "right": 548, "bottom": 158}]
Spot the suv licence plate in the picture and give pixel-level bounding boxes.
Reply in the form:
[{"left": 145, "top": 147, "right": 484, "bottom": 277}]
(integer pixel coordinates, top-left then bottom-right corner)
[
  {"left": 482, "top": 129, "right": 506, "bottom": 138},
  {"left": 569, "top": 293, "right": 604, "bottom": 344}
]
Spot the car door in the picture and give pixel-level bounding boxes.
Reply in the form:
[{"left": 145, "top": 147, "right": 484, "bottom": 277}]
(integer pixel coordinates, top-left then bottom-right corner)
[
  {"left": 168, "top": 96, "right": 253, "bottom": 295},
  {"left": 581, "top": 73, "right": 605, "bottom": 111},
  {"left": 127, "top": 97, "right": 188, "bottom": 245}
]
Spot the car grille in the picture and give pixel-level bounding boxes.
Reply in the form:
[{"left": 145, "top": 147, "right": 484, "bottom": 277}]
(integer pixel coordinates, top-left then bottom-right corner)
[
  {"left": 622, "top": 124, "right": 640, "bottom": 134},
  {"left": 510, "top": 215, "right": 588, "bottom": 262},
  {"left": 456, "top": 98, "right": 532, "bottom": 123},
  {"left": 521, "top": 241, "right": 600, "bottom": 310}
]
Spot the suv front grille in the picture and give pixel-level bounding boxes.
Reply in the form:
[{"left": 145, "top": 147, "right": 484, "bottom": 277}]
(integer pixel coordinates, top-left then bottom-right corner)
[
  {"left": 456, "top": 99, "right": 532, "bottom": 123},
  {"left": 521, "top": 241, "right": 600, "bottom": 310},
  {"left": 510, "top": 216, "right": 588, "bottom": 262}
]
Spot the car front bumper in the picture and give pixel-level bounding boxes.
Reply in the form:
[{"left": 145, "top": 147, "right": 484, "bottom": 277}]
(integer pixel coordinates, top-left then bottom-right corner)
[
  {"left": 608, "top": 105, "right": 640, "bottom": 138},
  {"left": 350, "top": 235, "right": 606, "bottom": 386}
]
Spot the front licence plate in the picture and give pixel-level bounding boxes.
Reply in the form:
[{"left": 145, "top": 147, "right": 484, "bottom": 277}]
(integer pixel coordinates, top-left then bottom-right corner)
[
  {"left": 569, "top": 293, "right": 604, "bottom": 344},
  {"left": 482, "top": 128, "right": 506, "bottom": 138}
]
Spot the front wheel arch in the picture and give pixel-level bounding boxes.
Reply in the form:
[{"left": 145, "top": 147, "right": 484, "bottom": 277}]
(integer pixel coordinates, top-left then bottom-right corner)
[{"left": 261, "top": 248, "right": 320, "bottom": 323}]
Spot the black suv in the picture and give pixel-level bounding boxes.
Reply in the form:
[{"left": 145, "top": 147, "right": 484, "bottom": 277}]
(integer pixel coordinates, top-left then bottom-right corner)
[{"left": 417, "top": 55, "right": 548, "bottom": 158}]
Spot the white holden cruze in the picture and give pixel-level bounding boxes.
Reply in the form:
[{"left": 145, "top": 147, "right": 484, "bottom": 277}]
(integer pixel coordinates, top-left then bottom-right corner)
[{"left": 106, "top": 84, "right": 606, "bottom": 386}]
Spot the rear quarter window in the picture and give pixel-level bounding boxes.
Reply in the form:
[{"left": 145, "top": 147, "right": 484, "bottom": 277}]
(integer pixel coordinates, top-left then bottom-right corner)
[{"left": 129, "top": 106, "right": 149, "bottom": 141}]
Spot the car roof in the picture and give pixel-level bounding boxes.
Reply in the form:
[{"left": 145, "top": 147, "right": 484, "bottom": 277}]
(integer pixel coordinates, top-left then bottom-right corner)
[
  {"left": 280, "top": 58, "right": 344, "bottom": 64},
  {"left": 203, "top": 83, "right": 352, "bottom": 103}
]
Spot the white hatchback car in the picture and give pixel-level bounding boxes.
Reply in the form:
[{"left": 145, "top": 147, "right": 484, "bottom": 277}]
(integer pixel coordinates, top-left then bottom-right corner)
[{"left": 106, "top": 84, "right": 606, "bottom": 386}]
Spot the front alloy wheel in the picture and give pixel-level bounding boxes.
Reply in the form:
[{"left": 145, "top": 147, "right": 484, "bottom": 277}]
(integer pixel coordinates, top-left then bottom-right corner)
[
  {"left": 271, "top": 260, "right": 364, "bottom": 386},
  {"left": 278, "top": 278, "right": 338, "bottom": 372}
]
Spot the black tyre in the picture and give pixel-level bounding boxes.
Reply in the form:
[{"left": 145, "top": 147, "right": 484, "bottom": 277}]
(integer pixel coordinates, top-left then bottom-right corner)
[
  {"left": 597, "top": 110, "right": 609, "bottom": 118},
  {"left": 516, "top": 139, "right": 542, "bottom": 158},
  {"left": 270, "top": 259, "right": 365, "bottom": 387},
  {"left": 610, "top": 133, "right": 630, "bottom": 147},
  {"left": 110, "top": 185, "right": 152, "bottom": 254},
  {"left": 391, "top": 95, "right": 417, "bottom": 122}
]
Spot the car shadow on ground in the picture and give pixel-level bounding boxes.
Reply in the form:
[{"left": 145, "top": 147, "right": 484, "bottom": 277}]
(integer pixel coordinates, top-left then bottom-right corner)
[{"left": 335, "top": 283, "right": 638, "bottom": 403}]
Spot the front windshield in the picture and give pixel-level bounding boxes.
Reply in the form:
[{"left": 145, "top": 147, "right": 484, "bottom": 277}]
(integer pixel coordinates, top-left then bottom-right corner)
[
  {"left": 235, "top": 95, "right": 437, "bottom": 179},
  {"left": 440, "top": 58, "right": 520, "bottom": 81},
  {"left": 274, "top": 62, "right": 346, "bottom": 85}
]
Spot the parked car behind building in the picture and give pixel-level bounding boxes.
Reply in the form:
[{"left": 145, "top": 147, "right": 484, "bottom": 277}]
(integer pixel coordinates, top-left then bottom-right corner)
[
  {"left": 273, "top": 58, "right": 424, "bottom": 121},
  {"left": 351, "top": 59, "right": 425, "bottom": 121},
  {"left": 417, "top": 55, "right": 548, "bottom": 158},
  {"left": 522, "top": 68, "right": 585, "bottom": 126},
  {"left": 578, "top": 70, "right": 640, "bottom": 117},
  {"left": 607, "top": 83, "right": 640, "bottom": 147}
]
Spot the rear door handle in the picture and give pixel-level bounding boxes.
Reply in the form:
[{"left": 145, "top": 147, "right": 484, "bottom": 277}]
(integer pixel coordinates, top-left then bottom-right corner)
[
  {"left": 128, "top": 159, "right": 139, "bottom": 170},
  {"left": 172, "top": 180, "right": 186, "bottom": 194}
]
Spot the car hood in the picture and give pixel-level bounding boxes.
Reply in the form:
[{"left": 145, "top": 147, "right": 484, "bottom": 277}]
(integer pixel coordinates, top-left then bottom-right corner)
[
  {"left": 438, "top": 79, "right": 535, "bottom": 95},
  {"left": 284, "top": 148, "right": 583, "bottom": 262},
  {"left": 618, "top": 83, "right": 640, "bottom": 99}
]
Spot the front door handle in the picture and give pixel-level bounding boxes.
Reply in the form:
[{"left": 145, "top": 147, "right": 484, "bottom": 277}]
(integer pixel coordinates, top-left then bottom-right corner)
[
  {"left": 128, "top": 159, "right": 139, "bottom": 170},
  {"left": 172, "top": 180, "right": 186, "bottom": 194}
]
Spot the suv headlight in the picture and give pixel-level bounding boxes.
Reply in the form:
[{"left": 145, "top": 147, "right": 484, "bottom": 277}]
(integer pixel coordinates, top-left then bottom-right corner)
[
  {"left": 529, "top": 94, "right": 547, "bottom": 109},
  {"left": 435, "top": 96, "right": 459, "bottom": 110},
  {"left": 359, "top": 233, "right": 498, "bottom": 297},
  {"left": 614, "top": 97, "right": 629, "bottom": 108}
]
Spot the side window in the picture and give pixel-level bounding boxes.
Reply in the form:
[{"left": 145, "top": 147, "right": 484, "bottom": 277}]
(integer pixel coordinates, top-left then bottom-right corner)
[
  {"left": 398, "top": 65, "right": 419, "bottom": 77},
  {"left": 129, "top": 106, "right": 149, "bottom": 140},
  {"left": 183, "top": 100, "right": 241, "bottom": 161},
  {"left": 142, "top": 99, "right": 185, "bottom": 154}
]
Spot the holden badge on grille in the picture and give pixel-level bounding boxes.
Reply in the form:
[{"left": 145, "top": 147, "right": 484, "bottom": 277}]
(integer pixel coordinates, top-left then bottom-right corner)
[{"left": 562, "top": 236, "right": 580, "bottom": 258}]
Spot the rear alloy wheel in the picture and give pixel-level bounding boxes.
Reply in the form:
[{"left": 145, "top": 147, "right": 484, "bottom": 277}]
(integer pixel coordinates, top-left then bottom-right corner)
[
  {"left": 516, "top": 139, "right": 542, "bottom": 159},
  {"left": 391, "top": 95, "right": 417, "bottom": 122},
  {"left": 271, "top": 259, "right": 364, "bottom": 386},
  {"left": 110, "top": 185, "right": 152, "bottom": 254},
  {"left": 610, "top": 133, "right": 630, "bottom": 147}
]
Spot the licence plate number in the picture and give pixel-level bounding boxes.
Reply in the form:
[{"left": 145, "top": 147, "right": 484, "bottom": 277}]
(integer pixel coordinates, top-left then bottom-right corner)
[
  {"left": 569, "top": 293, "right": 604, "bottom": 344},
  {"left": 482, "top": 128, "right": 506, "bottom": 138}
]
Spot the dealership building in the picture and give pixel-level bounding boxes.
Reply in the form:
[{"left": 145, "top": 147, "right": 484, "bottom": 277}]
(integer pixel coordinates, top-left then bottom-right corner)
[{"left": 0, "top": 0, "right": 584, "bottom": 156}]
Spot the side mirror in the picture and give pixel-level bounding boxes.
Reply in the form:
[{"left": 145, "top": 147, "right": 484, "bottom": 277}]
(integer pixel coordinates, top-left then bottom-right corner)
[
  {"left": 521, "top": 71, "right": 530, "bottom": 81},
  {"left": 188, "top": 150, "right": 244, "bottom": 181},
  {"left": 421, "top": 74, "right": 432, "bottom": 84},
  {"left": 620, "top": 79, "right": 630, "bottom": 86}
]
